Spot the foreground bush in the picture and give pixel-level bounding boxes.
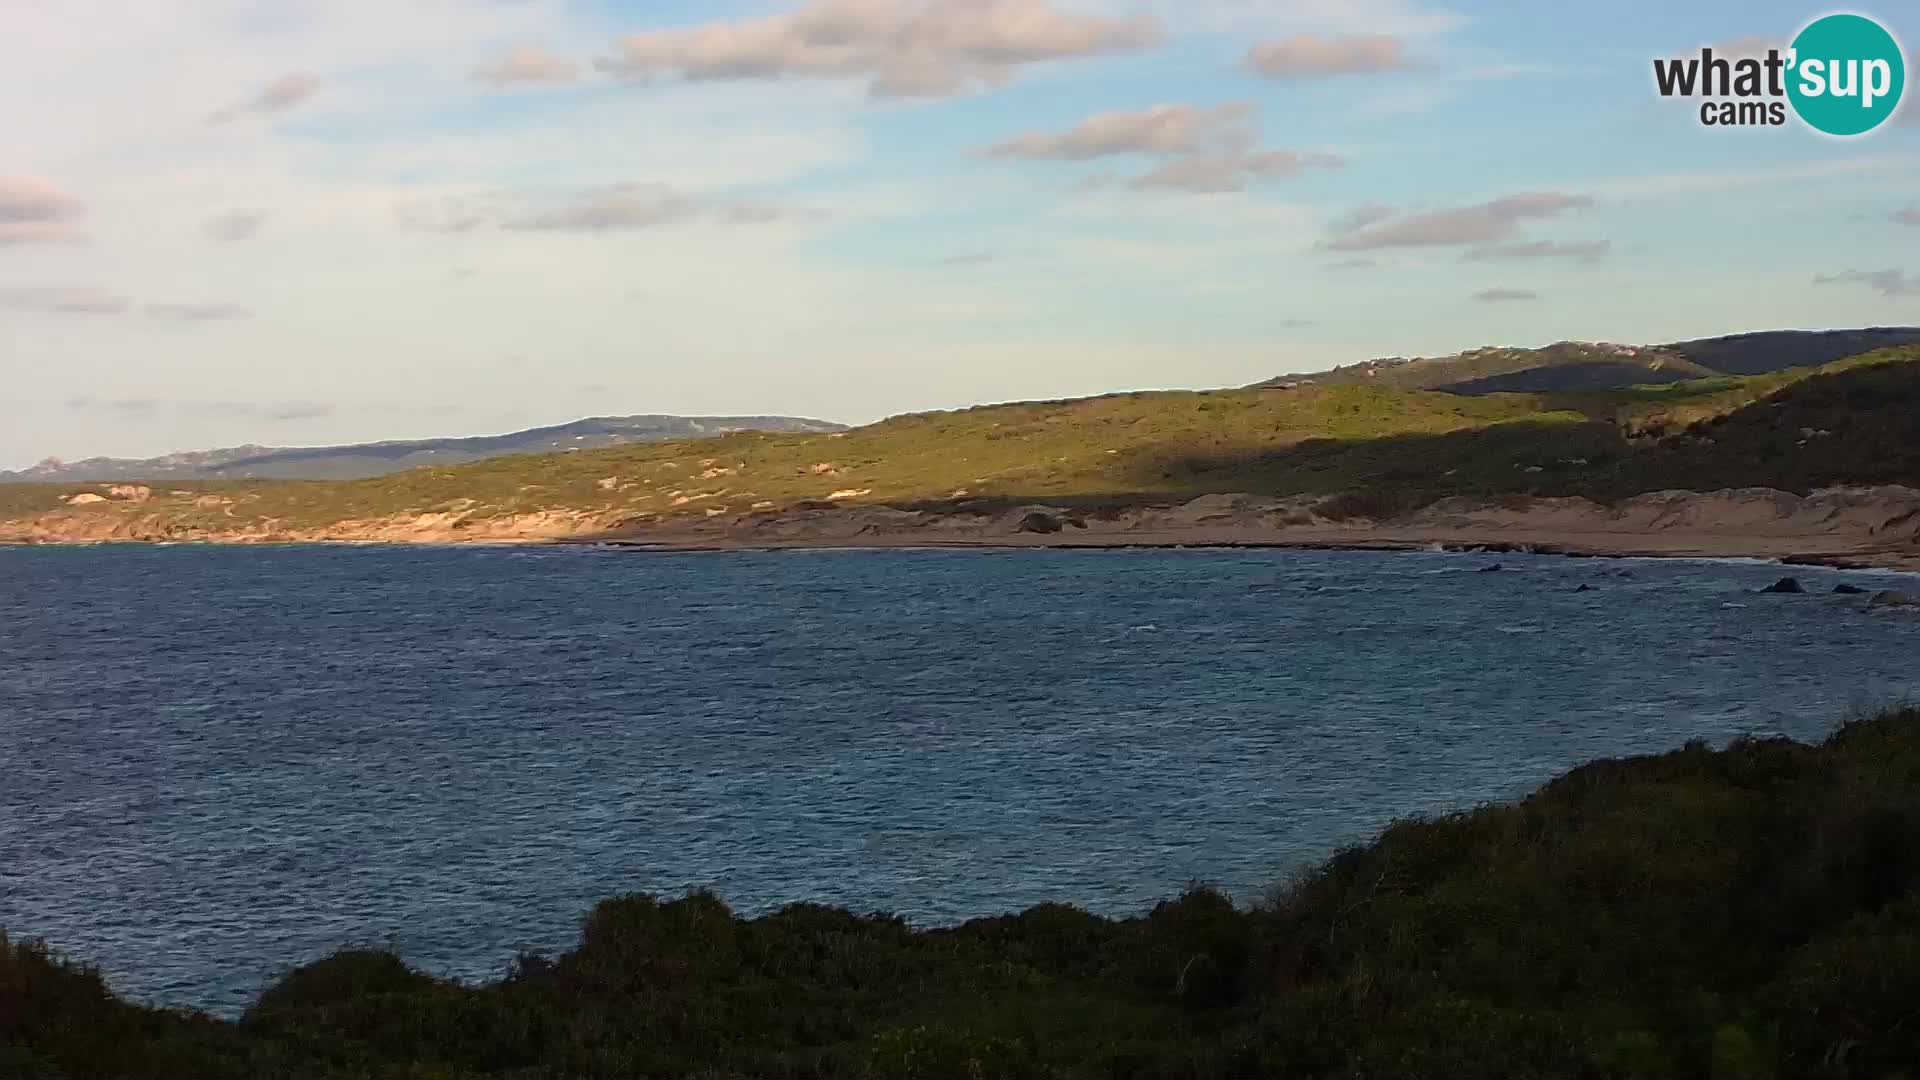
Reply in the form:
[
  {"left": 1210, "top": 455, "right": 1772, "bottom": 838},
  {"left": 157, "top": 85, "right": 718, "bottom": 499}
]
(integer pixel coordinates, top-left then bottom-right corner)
[{"left": 6, "top": 709, "right": 1919, "bottom": 1079}]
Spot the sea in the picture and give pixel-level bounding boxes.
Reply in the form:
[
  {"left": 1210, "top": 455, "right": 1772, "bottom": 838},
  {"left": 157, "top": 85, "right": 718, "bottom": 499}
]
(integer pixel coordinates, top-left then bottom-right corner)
[{"left": 2, "top": 542, "right": 1917, "bottom": 1013}]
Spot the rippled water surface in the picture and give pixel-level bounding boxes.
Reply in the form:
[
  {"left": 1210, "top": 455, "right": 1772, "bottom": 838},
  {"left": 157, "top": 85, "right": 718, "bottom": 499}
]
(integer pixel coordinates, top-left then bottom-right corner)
[{"left": 2, "top": 543, "right": 1917, "bottom": 1011}]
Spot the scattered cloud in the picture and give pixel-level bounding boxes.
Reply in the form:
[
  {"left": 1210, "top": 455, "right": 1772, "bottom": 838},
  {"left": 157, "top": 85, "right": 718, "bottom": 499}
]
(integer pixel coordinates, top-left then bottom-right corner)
[
  {"left": 502, "top": 184, "right": 699, "bottom": 232},
  {"left": 985, "top": 103, "right": 1252, "bottom": 160},
  {"left": 1472, "top": 287, "right": 1539, "bottom": 303},
  {"left": 987, "top": 102, "right": 1338, "bottom": 192},
  {"left": 183, "top": 400, "right": 338, "bottom": 422},
  {"left": 0, "top": 285, "right": 129, "bottom": 315},
  {"left": 717, "top": 202, "right": 821, "bottom": 225},
  {"left": 1813, "top": 269, "right": 1920, "bottom": 297},
  {"left": 203, "top": 210, "right": 267, "bottom": 243},
  {"left": 595, "top": 0, "right": 1163, "bottom": 99},
  {"left": 401, "top": 184, "right": 817, "bottom": 234},
  {"left": 208, "top": 72, "right": 322, "bottom": 124},
  {"left": 1131, "top": 147, "right": 1343, "bottom": 192},
  {"left": 1710, "top": 35, "right": 1783, "bottom": 58},
  {"left": 1245, "top": 34, "right": 1413, "bottom": 79},
  {"left": 1323, "top": 192, "right": 1593, "bottom": 250},
  {"left": 1893, "top": 206, "right": 1920, "bottom": 227},
  {"left": 1279, "top": 318, "right": 1319, "bottom": 327},
  {"left": 396, "top": 197, "right": 494, "bottom": 234},
  {"left": 148, "top": 302, "right": 254, "bottom": 322},
  {"left": 66, "top": 396, "right": 160, "bottom": 420},
  {"left": 1325, "top": 257, "right": 1379, "bottom": 271},
  {"left": 938, "top": 252, "right": 997, "bottom": 266},
  {"left": 1465, "top": 239, "right": 1610, "bottom": 263},
  {"left": 62, "top": 396, "right": 335, "bottom": 422},
  {"left": 473, "top": 45, "right": 581, "bottom": 87},
  {"left": 0, "top": 175, "right": 86, "bottom": 245},
  {"left": 1329, "top": 203, "right": 1394, "bottom": 234}
]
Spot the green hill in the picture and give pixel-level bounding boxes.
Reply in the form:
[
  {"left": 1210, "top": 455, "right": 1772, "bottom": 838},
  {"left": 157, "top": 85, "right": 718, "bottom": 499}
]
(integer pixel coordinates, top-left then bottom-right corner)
[
  {"left": 1255, "top": 327, "right": 1920, "bottom": 395},
  {"left": 4, "top": 348, "right": 1918, "bottom": 539},
  {"left": 7, "top": 707, "right": 1919, "bottom": 1078},
  {"left": 0, "top": 414, "right": 847, "bottom": 484}
]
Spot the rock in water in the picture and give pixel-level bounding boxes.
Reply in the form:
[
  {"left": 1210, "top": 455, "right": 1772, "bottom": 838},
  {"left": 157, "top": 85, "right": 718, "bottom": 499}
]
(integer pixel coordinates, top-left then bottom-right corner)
[
  {"left": 1575, "top": 584, "right": 1595, "bottom": 593},
  {"left": 1868, "top": 591, "right": 1917, "bottom": 609},
  {"left": 1833, "top": 583, "right": 1870, "bottom": 595},
  {"left": 1759, "top": 577, "right": 1804, "bottom": 594},
  {"left": 1478, "top": 564, "right": 1503, "bottom": 573}
]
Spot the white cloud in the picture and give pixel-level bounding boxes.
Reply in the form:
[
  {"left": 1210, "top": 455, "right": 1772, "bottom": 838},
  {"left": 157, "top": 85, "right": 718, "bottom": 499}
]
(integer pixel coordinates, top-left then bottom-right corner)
[
  {"left": 204, "top": 210, "right": 268, "bottom": 243},
  {"left": 0, "top": 176, "right": 88, "bottom": 245},
  {"left": 1131, "top": 148, "right": 1343, "bottom": 192},
  {"left": 1813, "top": 269, "right": 1920, "bottom": 297},
  {"left": 1472, "top": 287, "right": 1538, "bottom": 302},
  {"left": 596, "top": 0, "right": 1163, "bottom": 99},
  {"left": 1464, "top": 239, "right": 1609, "bottom": 263},
  {"left": 1323, "top": 192, "right": 1593, "bottom": 250},
  {"left": 0, "top": 286, "right": 131, "bottom": 315},
  {"left": 504, "top": 184, "right": 700, "bottom": 232},
  {"left": 984, "top": 102, "right": 1340, "bottom": 192},
  {"left": 1245, "top": 34, "right": 1413, "bottom": 78},
  {"left": 1099, "top": 0, "right": 1463, "bottom": 38},
  {"left": 209, "top": 72, "right": 322, "bottom": 123},
  {"left": 985, "top": 103, "right": 1253, "bottom": 159},
  {"left": 473, "top": 45, "right": 580, "bottom": 87},
  {"left": 149, "top": 302, "right": 255, "bottom": 321}
]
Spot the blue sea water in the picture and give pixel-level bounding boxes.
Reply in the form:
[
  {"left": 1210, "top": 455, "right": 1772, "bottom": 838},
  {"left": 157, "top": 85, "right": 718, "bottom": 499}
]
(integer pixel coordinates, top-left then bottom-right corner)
[{"left": 1, "top": 543, "right": 1917, "bottom": 1013}]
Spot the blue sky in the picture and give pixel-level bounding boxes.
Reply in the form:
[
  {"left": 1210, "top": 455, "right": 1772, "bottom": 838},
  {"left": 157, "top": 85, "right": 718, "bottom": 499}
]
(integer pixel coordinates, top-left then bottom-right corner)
[{"left": 1, "top": 0, "right": 1915, "bottom": 467}]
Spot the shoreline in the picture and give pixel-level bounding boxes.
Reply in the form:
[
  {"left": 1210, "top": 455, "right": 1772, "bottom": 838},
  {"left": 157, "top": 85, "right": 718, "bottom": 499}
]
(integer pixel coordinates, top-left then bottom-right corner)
[
  {"left": 578, "top": 528, "right": 1920, "bottom": 572},
  {"left": 6, "top": 526, "right": 1918, "bottom": 573},
  {"left": 6, "top": 485, "right": 1919, "bottom": 574}
]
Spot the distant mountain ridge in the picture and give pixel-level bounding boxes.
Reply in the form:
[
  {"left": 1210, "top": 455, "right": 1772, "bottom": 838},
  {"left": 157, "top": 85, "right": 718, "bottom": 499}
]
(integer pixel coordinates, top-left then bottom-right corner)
[
  {"left": 3, "top": 414, "right": 847, "bottom": 482},
  {"left": 1255, "top": 327, "right": 1920, "bottom": 395}
]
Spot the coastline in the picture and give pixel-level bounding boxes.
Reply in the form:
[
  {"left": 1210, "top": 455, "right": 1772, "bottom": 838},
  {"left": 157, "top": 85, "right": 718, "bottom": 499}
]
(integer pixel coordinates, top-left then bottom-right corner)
[
  {"left": 584, "top": 530, "right": 1920, "bottom": 572},
  {"left": 6, "top": 485, "right": 1920, "bottom": 573}
]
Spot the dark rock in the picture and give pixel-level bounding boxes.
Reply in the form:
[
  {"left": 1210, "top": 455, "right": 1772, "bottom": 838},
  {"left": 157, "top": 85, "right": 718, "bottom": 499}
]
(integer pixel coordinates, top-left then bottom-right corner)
[
  {"left": 1833, "top": 583, "right": 1870, "bottom": 595},
  {"left": 1015, "top": 511, "right": 1064, "bottom": 535},
  {"left": 1478, "top": 564, "right": 1503, "bottom": 573},
  {"left": 1759, "top": 577, "right": 1805, "bottom": 594},
  {"left": 1065, "top": 517, "right": 1088, "bottom": 530},
  {"left": 1575, "top": 584, "right": 1595, "bottom": 592},
  {"left": 1869, "top": 590, "right": 1917, "bottom": 609}
]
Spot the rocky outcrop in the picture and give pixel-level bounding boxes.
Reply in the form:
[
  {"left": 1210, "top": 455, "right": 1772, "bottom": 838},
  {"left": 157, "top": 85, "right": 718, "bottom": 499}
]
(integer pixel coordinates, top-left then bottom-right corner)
[
  {"left": 1869, "top": 591, "right": 1918, "bottom": 609},
  {"left": 1759, "top": 577, "right": 1805, "bottom": 594}
]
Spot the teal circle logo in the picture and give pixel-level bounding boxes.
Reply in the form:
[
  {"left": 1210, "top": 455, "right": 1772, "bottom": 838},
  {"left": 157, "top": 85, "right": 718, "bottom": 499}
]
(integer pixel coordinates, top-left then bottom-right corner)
[{"left": 1787, "top": 14, "right": 1905, "bottom": 136}]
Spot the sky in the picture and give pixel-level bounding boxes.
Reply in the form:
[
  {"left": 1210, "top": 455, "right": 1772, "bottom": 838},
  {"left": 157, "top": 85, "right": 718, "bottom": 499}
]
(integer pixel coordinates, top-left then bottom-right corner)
[{"left": 1, "top": 0, "right": 1916, "bottom": 468}]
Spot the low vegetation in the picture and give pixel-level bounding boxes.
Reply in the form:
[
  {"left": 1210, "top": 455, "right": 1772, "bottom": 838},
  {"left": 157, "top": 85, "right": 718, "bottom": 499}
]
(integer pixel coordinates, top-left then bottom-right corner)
[
  {"left": 1254, "top": 328, "right": 1920, "bottom": 394},
  {"left": 5, "top": 707, "right": 1919, "bottom": 1078},
  {"left": 4, "top": 350, "right": 1918, "bottom": 537}
]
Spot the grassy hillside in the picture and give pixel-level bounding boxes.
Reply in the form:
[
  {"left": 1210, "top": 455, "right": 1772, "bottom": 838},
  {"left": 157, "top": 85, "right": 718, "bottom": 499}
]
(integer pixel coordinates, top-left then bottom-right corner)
[
  {"left": 0, "top": 415, "right": 848, "bottom": 484},
  {"left": 1254, "top": 328, "right": 1920, "bottom": 396},
  {"left": 7, "top": 707, "right": 1919, "bottom": 1079},
  {"left": 5, "top": 350, "right": 1917, "bottom": 535}
]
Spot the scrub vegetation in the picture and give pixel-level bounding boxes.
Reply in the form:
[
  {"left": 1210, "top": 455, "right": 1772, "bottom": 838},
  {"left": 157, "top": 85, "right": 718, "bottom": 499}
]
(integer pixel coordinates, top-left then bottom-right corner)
[
  {"left": 6, "top": 349, "right": 1918, "bottom": 537},
  {"left": 6, "top": 707, "right": 1919, "bottom": 1079}
]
